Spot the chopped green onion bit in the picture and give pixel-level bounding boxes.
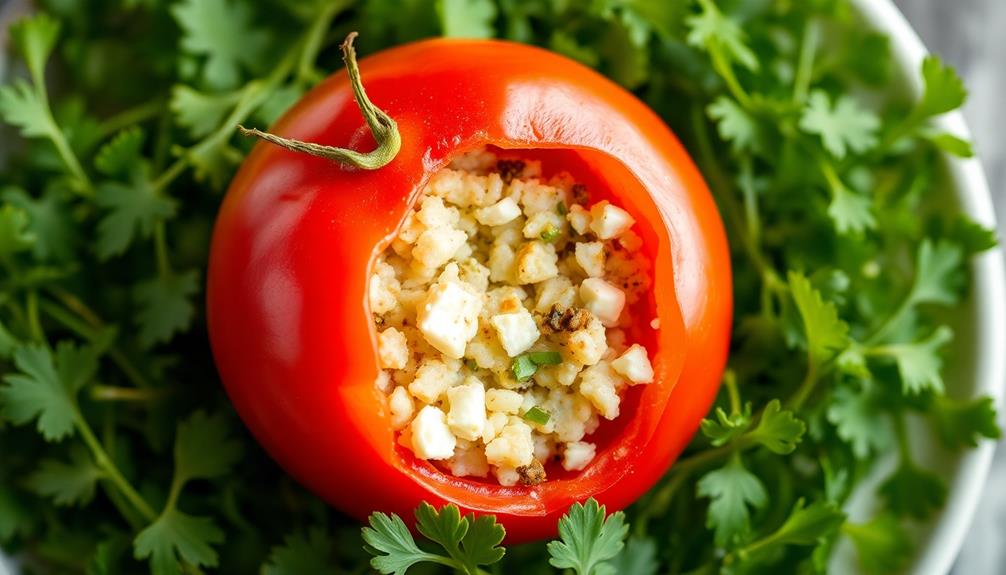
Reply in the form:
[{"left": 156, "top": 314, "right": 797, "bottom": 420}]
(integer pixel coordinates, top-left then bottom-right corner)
[
  {"left": 527, "top": 351, "right": 562, "bottom": 365},
  {"left": 522, "top": 406, "right": 551, "bottom": 425},
  {"left": 556, "top": 201, "right": 568, "bottom": 215},
  {"left": 540, "top": 226, "right": 561, "bottom": 242},
  {"left": 512, "top": 355, "right": 538, "bottom": 382}
]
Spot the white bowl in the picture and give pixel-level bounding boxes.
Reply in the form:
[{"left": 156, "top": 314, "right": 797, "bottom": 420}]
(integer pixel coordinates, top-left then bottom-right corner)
[{"left": 830, "top": 1, "right": 1006, "bottom": 574}]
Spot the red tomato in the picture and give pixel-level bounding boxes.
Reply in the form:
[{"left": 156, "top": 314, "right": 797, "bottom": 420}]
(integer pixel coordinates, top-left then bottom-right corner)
[{"left": 207, "top": 37, "right": 732, "bottom": 543}]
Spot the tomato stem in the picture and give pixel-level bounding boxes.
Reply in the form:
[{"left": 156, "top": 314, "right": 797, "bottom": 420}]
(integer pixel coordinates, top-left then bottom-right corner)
[{"left": 237, "top": 32, "right": 401, "bottom": 170}]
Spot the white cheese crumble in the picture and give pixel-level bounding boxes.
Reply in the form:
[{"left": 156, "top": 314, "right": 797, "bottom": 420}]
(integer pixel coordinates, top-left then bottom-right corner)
[{"left": 371, "top": 148, "right": 655, "bottom": 485}]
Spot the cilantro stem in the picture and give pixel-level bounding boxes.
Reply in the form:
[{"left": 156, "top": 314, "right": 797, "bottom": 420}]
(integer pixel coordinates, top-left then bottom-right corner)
[
  {"left": 90, "top": 384, "right": 171, "bottom": 402},
  {"left": 97, "top": 99, "right": 165, "bottom": 138},
  {"left": 75, "top": 408, "right": 158, "bottom": 521},
  {"left": 41, "top": 290, "right": 155, "bottom": 388},
  {"left": 296, "top": 0, "right": 348, "bottom": 85},
  {"left": 238, "top": 33, "right": 402, "bottom": 170},
  {"left": 792, "top": 19, "right": 820, "bottom": 104},
  {"left": 724, "top": 370, "right": 741, "bottom": 416},
  {"left": 863, "top": 296, "right": 912, "bottom": 346},
  {"left": 154, "top": 220, "right": 172, "bottom": 277},
  {"left": 788, "top": 359, "right": 818, "bottom": 410},
  {"left": 25, "top": 290, "right": 44, "bottom": 342}
]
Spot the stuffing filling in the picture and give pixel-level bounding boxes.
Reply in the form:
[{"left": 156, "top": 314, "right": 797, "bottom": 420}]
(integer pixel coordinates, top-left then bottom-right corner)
[{"left": 371, "top": 148, "right": 655, "bottom": 486}]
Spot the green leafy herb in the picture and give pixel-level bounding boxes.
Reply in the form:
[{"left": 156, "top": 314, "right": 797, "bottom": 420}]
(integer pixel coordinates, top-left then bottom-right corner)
[
  {"left": 522, "top": 406, "right": 551, "bottom": 425},
  {"left": 527, "top": 351, "right": 562, "bottom": 365},
  {"left": 547, "top": 498, "right": 628, "bottom": 575}
]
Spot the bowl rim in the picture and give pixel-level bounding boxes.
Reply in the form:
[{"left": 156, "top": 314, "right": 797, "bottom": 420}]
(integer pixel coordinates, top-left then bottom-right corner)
[{"left": 852, "top": 1, "right": 1006, "bottom": 573}]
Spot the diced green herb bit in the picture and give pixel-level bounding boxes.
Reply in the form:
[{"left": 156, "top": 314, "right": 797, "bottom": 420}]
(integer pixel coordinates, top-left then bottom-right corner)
[
  {"left": 540, "top": 226, "right": 561, "bottom": 242},
  {"left": 556, "top": 201, "right": 568, "bottom": 215},
  {"left": 464, "top": 358, "right": 478, "bottom": 370},
  {"left": 512, "top": 355, "right": 538, "bottom": 382},
  {"left": 528, "top": 351, "right": 563, "bottom": 366},
  {"left": 522, "top": 406, "right": 551, "bottom": 425}
]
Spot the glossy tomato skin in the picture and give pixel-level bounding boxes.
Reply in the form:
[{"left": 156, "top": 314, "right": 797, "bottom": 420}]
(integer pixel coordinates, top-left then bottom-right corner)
[{"left": 208, "top": 39, "right": 732, "bottom": 543}]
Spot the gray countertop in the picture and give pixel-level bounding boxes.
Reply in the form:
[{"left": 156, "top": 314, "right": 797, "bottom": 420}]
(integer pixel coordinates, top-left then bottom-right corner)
[{"left": 893, "top": 1, "right": 1006, "bottom": 573}]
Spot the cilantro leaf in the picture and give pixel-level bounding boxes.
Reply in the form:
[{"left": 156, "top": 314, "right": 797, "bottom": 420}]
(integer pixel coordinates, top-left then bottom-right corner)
[
  {"left": 3, "top": 187, "right": 76, "bottom": 262},
  {"left": 262, "top": 528, "right": 334, "bottom": 575},
  {"left": 0, "top": 204, "right": 35, "bottom": 259},
  {"left": 910, "top": 239, "right": 963, "bottom": 306},
  {"left": 95, "top": 166, "right": 177, "bottom": 259},
  {"left": 415, "top": 502, "right": 505, "bottom": 573},
  {"left": 700, "top": 404, "right": 752, "bottom": 447},
  {"left": 707, "top": 96, "right": 758, "bottom": 153},
  {"left": 879, "top": 326, "right": 953, "bottom": 395},
  {"left": 133, "top": 508, "right": 225, "bottom": 575},
  {"left": 9, "top": 14, "right": 61, "bottom": 84},
  {"left": 0, "top": 80, "right": 55, "bottom": 139},
  {"left": 134, "top": 269, "right": 200, "bottom": 348},
  {"left": 437, "top": 0, "right": 498, "bottom": 39},
  {"left": 930, "top": 395, "right": 1002, "bottom": 449},
  {"left": 685, "top": 0, "right": 758, "bottom": 71},
  {"left": 827, "top": 179, "right": 876, "bottom": 234},
  {"left": 0, "top": 342, "right": 96, "bottom": 441},
  {"left": 27, "top": 444, "right": 103, "bottom": 506},
  {"left": 880, "top": 460, "right": 947, "bottom": 519},
  {"left": 748, "top": 399, "right": 805, "bottom": 454},
  {"left": 799, "top": 90, "right": 879, "bottom": 158},
  {"left": 826, "top": 385, "right": 893, "bottom": 459},
  {"left": 0, "top": 485, "right": 34, "bottom": 541},
  {"left": 915, "top": 56, "right": 967, "bottom": 119},
  {"left": 947, "top": 215, "right": 998, "bottom": 255},
  {"left": 94, "top": 127, "right": 145, "bottom": 177},
  {"left": 843, "top": 514, "right": 912, "bottom": 574},
  {"left": 924, "top": 131, "right": 974, "bottom": 157},
  {"left": 743, "top": 499, "right": 845, "bottom": 558},
  {"left": 170, "top": 85, "right": 239, "bottom": 139},
  {"left": 605, "top": 536, "right": 658, "bottom": 575},
  {"left": 171, "top": 0, "right": 271, "bottom": 89},
  {"left": 362, "top": 511, "right": 442, "bottom": 575},
  {"left": 788, "top": 271, "right": 849, "bottom": 364},
  {"left": 697, "top": 456, "right": 767, "bottom": 547},
  {"left": 173, "top": 411, "right": 243, "bottom": 485},
  {"left": 547, "top": 498, "right": 628, "bottom": 575}
]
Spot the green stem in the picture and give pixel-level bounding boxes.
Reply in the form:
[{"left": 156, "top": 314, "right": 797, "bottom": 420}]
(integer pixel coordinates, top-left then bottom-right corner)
[
  {"left": 863, "top": 295, "right": 913, "bottom": 346},
  {"left": 98, "top": 99, "right": 165, "bottom": 138},
  {"left": 153, "top": 221, "right": 172, "bottom": 277},
  {"left": 26, "top": 290, "right": 44, "bottom": 342},
  {"left": 41, "top": 290, "right": 154, "bottom": 389},
  {"left": 725, "top": 371, "right": 742, "bottom": 416},
  {"left": 296, "top": 0, "right": 347, "bottom": 84},
  {"left": 76, "top": 409, "right": 158, "bottom": 521},
  {"left": 238, "top": 32, "right": 402, "bottom": 170},
  {"left": 788, "top": 357, "right": 818, "bottom": 410},
  {"left": 792, "top": 18, "right": 819, "bottom": 103},
  {"left": 90, "top": 384, "right": 171, "bottom": 402}
]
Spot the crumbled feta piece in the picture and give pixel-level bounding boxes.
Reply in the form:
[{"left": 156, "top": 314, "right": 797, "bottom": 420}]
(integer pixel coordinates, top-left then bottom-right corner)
[
  {"left": 545, "top": 389, "right": 593, "bottom": 442},
  {"left": 446, "top": 440, "right": 490, "bottom": 477},
  {"left": 533, "top": 434, "right": 554, "bottom": 462},
  {"left": 475, "top": 197, "right": 521, "bottom": 226},
  {"left": 482, "top": 411, "right": 509, "bottom": 443},
  {"left": 523, "top": 211, "right": 565, "bottom": 239},
  {"left": 515, "top": 181, "right": 563, "bottom": 215},
  {"left": 515, "top": 241, "right": 559, "bottom": 284},
  {"left": 412, "top": 226, "right": 467, "bottom": 270},
  {"left": 389, "top": 386, "right": 415, "bottom": 430},
  {"left": 488, "top": 243, "right": 516, "bottom": 284},
  {"left": 579, "top": 362, "right": 621, "bottom": 419},
  {"left": 409, "top": 358, "right": 461, "bottom": 404},
  {"left": 494, "top": 465, "right": 521, "bottom": 487},
  {"left": 580, "top": 278, "right": 625, "bottom": 327},
  {"left": 567, "top": 204, "right": 591, "bottom": 235},
  {"left": 377, "top": 327, "right": 409, "bottom": 370},
  {"left": 369, "top": 261, "right": 400, "bottom": 314},
  {"left": 650, "top": 318, "right": 660, "bottom": 329},
  {"left": 410, "top": 406, "right": 457, "bottom": 460},
  {"left": 589, "top": 201, "right": 635, "bottom": 239},
  {"left": 575, "top": 242, "right": 606, "bottom": 278},
  {"left": 562, "top": 441, "right": 596, "bottom": 471},
  {"left": 485, "top": 420, "right": 535, "bottom": 468},
  {"left": 566, "top": 317, "right": 607, "bottom": 366},
  {"left": 486, "top": 389, "right": 524, "bottom": 413},
  {"left": 416, "top": 196, "right": 460, "bottom": 229},
  {"left": 447, "top": 378, "right": 487, "bottom": 441},
  {"left": 417, "top": 280, "right": 482, "bottom": 358},
  {"left": 491, "top": 308, "right": 540, "bottom": 357},
  {"left": 397, "top": 211, "right": 425, "bottom": 244},
  {"left": 611, "top": 344, "right": 654, "bottom": 384}
]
